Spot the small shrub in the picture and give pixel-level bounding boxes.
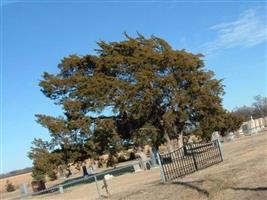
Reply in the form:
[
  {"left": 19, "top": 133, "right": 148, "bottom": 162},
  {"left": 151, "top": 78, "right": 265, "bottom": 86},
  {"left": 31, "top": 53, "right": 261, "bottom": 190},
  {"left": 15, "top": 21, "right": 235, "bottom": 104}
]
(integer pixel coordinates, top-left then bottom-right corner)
[
  {"left": 31, "top": 167, "right": 46, "bottom": 182},
  {"left": 31, "top": 180, "right": 46, "bottom": 192},
  {"left": 5, "top": 180, "right": 16, "bottom": 192}
]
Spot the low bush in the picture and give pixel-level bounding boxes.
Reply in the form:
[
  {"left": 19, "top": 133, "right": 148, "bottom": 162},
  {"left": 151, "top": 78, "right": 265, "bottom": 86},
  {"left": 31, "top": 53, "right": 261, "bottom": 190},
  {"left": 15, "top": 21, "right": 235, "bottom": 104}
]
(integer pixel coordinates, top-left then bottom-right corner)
[{"left": 5, "top": 180, "right": 16, "bottom": 192}]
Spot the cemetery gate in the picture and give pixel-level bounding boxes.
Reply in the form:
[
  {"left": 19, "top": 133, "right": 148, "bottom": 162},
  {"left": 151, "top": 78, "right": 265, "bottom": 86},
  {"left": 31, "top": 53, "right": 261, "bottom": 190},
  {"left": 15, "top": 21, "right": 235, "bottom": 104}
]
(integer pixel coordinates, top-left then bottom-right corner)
[{"left": 157, "top": 139, "right": 223, "bottom": 182}]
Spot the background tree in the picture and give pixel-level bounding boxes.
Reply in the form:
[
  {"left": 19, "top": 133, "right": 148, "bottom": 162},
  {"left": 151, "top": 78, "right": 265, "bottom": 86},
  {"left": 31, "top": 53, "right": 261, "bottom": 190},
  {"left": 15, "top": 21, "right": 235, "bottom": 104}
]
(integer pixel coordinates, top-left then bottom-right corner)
[
  {"left": 232, "top": 106, "right": 254, "bottom": 120},
  {"left": 30, "top": 33, "right": 226, "bottom": 177},
  {"left": 252, "top": 95, "right": 267, "bottom": 118},
  {"left": 233, "top": 95, "right": 267, "bottom": 120}
]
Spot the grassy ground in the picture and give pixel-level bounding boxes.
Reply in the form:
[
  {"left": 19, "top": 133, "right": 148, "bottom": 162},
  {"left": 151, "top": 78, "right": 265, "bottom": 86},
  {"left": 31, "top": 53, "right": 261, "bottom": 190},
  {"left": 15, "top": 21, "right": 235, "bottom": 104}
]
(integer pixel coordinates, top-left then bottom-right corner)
[
  {"left": 0, "top": 157, "right": 136, "bottom": 200},
  {"left": 2, "top": 132, "right": 267, "bottom": 200},
  {"left": 113, "top": 132, "right": 267, "bottom": 200}
]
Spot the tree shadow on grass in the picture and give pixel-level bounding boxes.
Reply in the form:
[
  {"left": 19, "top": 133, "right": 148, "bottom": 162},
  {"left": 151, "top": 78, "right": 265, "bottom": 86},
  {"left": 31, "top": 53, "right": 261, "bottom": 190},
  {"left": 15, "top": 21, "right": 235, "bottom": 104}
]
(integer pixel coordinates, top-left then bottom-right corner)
[
  {"left": 172, "top": 180, "right": 209, "bottom": 197},
  {"left": 231, "top": 187, "right": 267, "bottom": 191}
]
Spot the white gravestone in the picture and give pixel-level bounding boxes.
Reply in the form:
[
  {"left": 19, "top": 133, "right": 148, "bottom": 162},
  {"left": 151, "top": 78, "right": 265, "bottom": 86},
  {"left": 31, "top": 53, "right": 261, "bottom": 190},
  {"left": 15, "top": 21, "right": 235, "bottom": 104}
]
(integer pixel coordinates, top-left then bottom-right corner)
[
  {"left": 150, "top": 150, "right": 157, "bottom": 168},
  {"left": 135, "top": 152, "right": 149, "bottom": 170},
  {"left": 87, "top": 167, "right": 93, "bottom": 175},
  {"left": 104, "top": 174, "right": 114, "bottom": 180},
  {"left": 249, "top": 116, "right": 256, "bottom": 134},
  {"left": 133, "top": 163, "right": 142, "bottom": 172},
  {"left": 211, "top": 131, "right": 220, "bottom": 141},
  {"left": 20, "top": 183, "right": 28, "bottom": 194},
  {"left": 92, "top": 164, "right": 97, "bottom": 172},
  {"left": 59, "top": 185, "right": 64, "bottom": 193},
  {"left": 226, "top": 132, "right": 235, "bottom": 142}
]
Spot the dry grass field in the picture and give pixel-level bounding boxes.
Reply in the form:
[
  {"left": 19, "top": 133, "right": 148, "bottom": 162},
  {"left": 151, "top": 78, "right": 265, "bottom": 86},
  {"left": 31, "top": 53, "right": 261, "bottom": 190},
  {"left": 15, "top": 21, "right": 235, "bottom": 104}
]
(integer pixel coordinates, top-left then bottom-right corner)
[
  {"left": 1, "top": 132, "right": 267, "bottom": 200},
  {"left": 0, "top": 172, "right": 70, "bottom": 200}
]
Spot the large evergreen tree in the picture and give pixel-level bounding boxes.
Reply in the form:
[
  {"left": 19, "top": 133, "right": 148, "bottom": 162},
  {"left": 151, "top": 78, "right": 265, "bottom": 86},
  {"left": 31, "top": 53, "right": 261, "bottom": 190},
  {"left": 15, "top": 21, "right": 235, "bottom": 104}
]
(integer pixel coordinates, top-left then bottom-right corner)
[{"left": 30, "top": 34, "right": 226, "bottom": 177}]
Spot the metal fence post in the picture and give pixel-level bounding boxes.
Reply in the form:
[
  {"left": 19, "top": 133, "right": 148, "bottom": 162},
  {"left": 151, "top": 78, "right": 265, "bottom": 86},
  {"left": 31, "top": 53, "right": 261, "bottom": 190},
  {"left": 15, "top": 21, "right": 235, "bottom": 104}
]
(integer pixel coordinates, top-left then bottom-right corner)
[
  {"left": 151, "top": 148, "right": 158, "bottom": 167},
  {"left": 217, "top": 139, "right": 224, "bottom": 161},
  {"left": 190, "top": 144, "right": 198, "bottom": 170},
  {"left": 94, "top": 175, "right": 102, "bottom": 200},
  {"left": 156, "top": 152, "right": 166, "bottom": 183}
]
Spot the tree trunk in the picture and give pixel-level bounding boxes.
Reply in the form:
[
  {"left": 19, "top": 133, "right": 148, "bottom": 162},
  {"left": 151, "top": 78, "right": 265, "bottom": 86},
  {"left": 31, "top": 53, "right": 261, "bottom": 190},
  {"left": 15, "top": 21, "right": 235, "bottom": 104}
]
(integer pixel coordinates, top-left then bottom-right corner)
[
  {"left": 164, "top": 130, "right": 173, "bottom": 153},
  {"left": 178, "top": 131, "right": 184, "bottom": 148}
]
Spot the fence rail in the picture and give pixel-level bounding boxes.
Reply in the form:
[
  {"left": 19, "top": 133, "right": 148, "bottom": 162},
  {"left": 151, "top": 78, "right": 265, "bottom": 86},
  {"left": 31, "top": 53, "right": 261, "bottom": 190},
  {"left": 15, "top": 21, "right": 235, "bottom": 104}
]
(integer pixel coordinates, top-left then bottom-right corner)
[{"left": 158, "top": 139, "right": 223, "bottom": 182}]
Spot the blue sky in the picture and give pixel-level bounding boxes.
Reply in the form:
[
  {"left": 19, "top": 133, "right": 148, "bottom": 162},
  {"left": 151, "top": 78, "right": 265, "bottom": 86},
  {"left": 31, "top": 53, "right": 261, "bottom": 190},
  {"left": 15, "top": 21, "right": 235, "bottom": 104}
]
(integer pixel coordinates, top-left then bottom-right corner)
[{"left": 1, "top": 1, "right": 266, "bottom": 173}]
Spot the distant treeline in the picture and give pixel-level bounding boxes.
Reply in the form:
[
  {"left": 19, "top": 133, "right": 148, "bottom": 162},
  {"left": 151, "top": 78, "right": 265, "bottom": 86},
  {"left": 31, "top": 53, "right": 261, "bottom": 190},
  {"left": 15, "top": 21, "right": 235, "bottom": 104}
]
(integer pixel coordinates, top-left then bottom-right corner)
[
  {"left": 0, "top": 167, "right": 32, "bottom": 179},
  {"left": 233, "top": 95, "right": 267, "bottom": 120}
]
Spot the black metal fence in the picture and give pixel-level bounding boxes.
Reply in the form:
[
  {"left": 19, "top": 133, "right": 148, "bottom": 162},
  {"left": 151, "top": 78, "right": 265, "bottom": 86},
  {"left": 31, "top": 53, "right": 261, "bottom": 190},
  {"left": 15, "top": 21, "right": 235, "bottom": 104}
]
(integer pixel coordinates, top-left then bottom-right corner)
[{"left": 158, "top": 139, "right": 223, "bottom": 182}]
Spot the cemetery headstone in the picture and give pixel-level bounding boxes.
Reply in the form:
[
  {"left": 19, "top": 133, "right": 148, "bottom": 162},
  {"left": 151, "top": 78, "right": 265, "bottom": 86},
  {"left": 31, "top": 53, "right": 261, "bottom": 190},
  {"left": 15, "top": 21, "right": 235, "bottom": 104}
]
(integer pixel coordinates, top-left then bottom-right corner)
[
  {"left": 59, "top": 185, "right": 64, "bottom": 194},
  {"left": 104, "top": 174, "right": 113, "bottom": 180},
  {"left": 242, "top": 123, "right": 250, "bottom": 135},
  {"left": 135, "top": 151, "right": 149, "bottom": 170},
  {"left": 92, "top": 162, "right": 97, "bottom": 172},
  {"left": 211, "top": 131, "right": 220, "bottom": 141},
  {"left": 211, "top": 131, "right": 224, "bottom": 160},
  {"left": 249, "top": 116, "right": 256, "bottom": 134},
  {"left": 20, "top": 183, "right": 28, "bottom": 194},
  {"left": 58, "top": 168, "right": 66, "bottom": 180},
  {"left": 146, "top": 162, "right": 151, "bottom": 170},
  {"left": 87, "top": 166, "right": 93, "bottom": 175},
  {"left": 133, "top": 163, "right": 142, "bottom": 172},
  {"left": 226, "top": 132, "right": 235, "bottom": 142}
]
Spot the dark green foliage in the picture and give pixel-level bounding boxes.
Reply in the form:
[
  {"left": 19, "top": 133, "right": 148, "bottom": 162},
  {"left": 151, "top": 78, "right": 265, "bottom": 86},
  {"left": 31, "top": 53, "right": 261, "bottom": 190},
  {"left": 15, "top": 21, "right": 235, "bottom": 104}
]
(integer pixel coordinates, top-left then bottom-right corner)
[
  {"left": 28, "top": 139, "right": 61, "bottom": 181},
  {"left": 5, "top": 180, "right": 16, "bottom": 192},
  {"left": 30, "top": 33, "right": 226, "bottom": 177},
  {"left": 47, "top": 171, "right": 57, "bottom": 181},
  {"left": 194, "top": 109, "right": 244, "bottom": 140},
  {"left": 93, "top": 119, "right": 123, "bottom": 166},
  {"left": 219, "top": 112, "right": 244, "bottom": 136}
]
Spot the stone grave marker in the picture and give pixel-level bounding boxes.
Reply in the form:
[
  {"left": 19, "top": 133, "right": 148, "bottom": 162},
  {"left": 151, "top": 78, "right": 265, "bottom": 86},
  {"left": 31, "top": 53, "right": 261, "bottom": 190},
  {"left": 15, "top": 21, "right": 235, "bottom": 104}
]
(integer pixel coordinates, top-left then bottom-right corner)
[
  {"left": 211, "top": 131, "right": 220, "bottom": 141},
  {"left": 20, "top": 183, "right": 28, "bottom": 194},
  {"left": 226, "top": 132, "right": 235, "bottom": 142},
  {"left": 150, "top": 150, "right": 157, "bottom": 167},
  {"left": 133, "top": 163, "right": 142, "bottom": 172}
]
